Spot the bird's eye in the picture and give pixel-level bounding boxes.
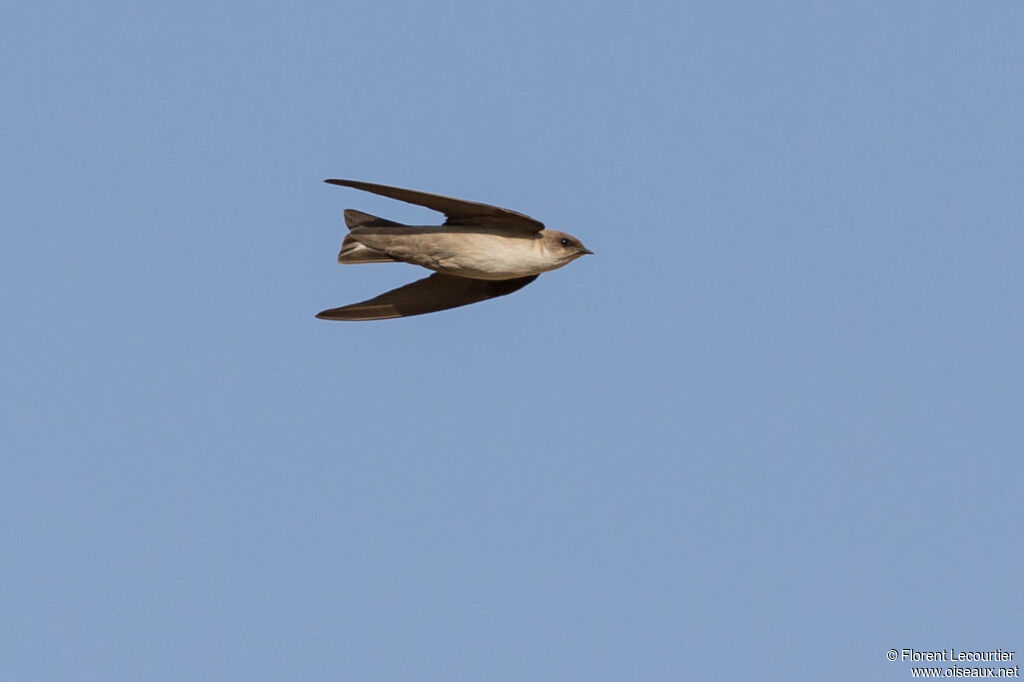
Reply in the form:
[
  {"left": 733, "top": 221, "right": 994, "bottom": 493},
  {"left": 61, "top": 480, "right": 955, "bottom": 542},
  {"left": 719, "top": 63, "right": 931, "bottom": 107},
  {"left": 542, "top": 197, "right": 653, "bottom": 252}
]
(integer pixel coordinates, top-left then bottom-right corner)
[{"left": 560, "top": 238, "right": 570, "bottom": 246}]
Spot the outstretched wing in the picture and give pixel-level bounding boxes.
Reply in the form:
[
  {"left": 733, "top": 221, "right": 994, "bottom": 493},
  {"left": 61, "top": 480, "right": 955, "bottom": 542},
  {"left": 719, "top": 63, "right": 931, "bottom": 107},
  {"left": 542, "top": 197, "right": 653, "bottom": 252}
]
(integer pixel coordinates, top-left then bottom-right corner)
[
  {"left": 324, "top": 179, "right": 544, "bottom": 233},
  {"left": 316, "top": 273, "right": 539, "bottom": 321}
]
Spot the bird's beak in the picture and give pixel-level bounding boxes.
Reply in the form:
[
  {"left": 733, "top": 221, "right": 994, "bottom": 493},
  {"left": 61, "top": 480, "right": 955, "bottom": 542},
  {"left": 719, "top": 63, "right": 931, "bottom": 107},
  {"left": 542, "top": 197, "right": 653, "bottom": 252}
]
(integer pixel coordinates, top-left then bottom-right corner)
[{"left": 582, "top": 248, "right": 594, "bottom": 255}]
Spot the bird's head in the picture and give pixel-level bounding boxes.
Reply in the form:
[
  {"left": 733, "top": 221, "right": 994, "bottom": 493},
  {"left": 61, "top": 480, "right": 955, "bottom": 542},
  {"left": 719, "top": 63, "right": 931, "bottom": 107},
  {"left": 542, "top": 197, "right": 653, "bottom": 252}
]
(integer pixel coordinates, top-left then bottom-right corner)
[{"left": 541, "top": 230, "right": 593, "bottom": 265}]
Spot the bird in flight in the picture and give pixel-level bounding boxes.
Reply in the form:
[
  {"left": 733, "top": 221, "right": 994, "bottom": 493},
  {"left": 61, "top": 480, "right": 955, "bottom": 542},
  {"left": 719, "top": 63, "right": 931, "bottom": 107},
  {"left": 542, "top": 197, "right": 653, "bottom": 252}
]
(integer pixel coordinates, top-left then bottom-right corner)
[{"left": 317, "top": 179, "right": 592, "bottom": 321}]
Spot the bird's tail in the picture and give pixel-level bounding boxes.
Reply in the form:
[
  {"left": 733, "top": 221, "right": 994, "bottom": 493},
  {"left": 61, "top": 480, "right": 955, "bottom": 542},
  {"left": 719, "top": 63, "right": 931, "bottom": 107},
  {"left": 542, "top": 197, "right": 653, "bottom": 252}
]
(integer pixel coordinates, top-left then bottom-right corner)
[
  {"left": 343, "top": 209, "right": 403, "bottom": 229},
  {"left": 338, "top": 210, "right": 403, "bottom": 264}
]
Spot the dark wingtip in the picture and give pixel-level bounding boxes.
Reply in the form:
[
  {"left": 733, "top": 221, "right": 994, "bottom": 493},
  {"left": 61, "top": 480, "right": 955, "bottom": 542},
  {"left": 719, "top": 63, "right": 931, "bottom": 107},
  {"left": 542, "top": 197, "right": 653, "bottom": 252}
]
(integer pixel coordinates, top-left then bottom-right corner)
[{"left": 324, "top": 178, "right": 348, "bottom": 186}]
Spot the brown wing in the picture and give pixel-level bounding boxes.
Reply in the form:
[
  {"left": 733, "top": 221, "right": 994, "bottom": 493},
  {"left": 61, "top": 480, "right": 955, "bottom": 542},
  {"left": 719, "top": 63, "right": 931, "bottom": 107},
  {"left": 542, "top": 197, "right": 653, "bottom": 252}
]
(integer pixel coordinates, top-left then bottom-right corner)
[
  {"left": 324, "top": 179, "right": 544, "bottom": 233},
  {"left": 316, "top": 273, "right": 539, "bottom": 321}
]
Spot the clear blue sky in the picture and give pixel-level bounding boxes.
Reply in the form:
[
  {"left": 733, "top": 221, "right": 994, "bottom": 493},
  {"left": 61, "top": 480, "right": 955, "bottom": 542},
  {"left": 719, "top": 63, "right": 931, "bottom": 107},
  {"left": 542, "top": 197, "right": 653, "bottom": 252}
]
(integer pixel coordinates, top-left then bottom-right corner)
[{"left": 3, "top": 2, "right": 1021, "bottom": 680}]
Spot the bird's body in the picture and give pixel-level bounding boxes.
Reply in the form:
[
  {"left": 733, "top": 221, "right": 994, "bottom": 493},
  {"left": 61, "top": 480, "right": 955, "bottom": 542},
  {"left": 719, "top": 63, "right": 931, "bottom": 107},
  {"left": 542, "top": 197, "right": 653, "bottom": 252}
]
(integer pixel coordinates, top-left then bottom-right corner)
[
  {"left": 344, "top": 226, "right": 583, "bottom": 280},
  {"left": 317, "top": 179, "right": 591, "bottom": 321}
]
